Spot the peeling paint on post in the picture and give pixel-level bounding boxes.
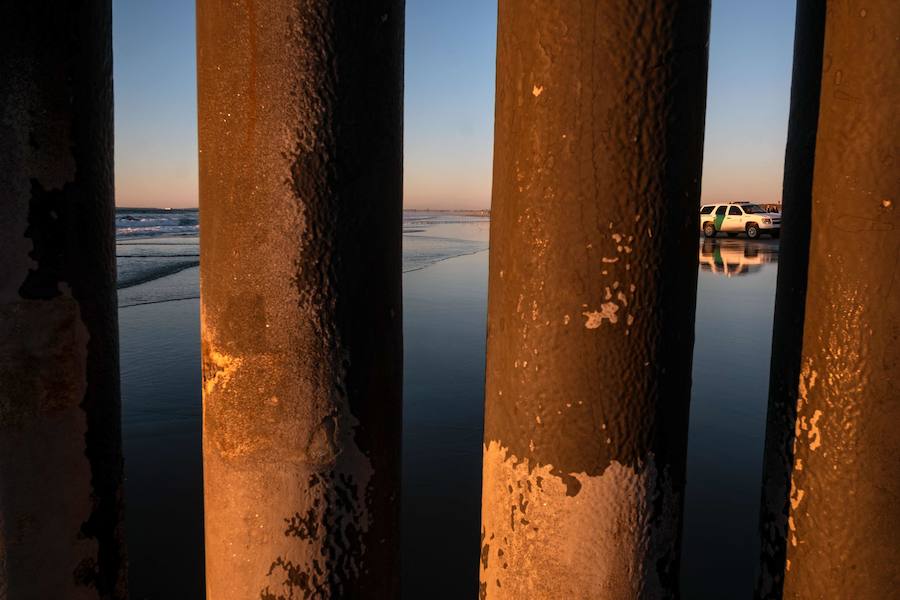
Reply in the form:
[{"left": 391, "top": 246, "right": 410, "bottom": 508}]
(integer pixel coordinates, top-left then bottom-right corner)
[
  {"left": 196, "top": 2, "right": 403, "bottom": 598},
  {"left": 481, "top": 2, "right": 710, "bottom": 598},
  {"left": 757, "top": 2, "right": 900, "bottom": 598},
  {"left": 0, "top": 2, "right": 126, "bottom": 598}
]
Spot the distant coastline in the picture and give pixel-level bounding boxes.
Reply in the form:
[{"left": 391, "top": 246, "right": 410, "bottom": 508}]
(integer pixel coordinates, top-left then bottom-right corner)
[{"left": 404, "top": 208, "right": 490, "bottom": 217}]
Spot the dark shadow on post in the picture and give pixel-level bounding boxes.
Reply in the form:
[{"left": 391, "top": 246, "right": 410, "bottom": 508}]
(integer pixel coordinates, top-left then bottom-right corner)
[
  {"left": 757, "top": 1, "right": 900, "bottom": 598},
  {"left": 755, "top": 1, "right": 826, "bottom": 597},
  {"left": 196, "top": 2, "right": 404, "bottom": 598},
  {"left": 480, "top": 1, "right": 710, "bottom": 597},
  {"left": 0, "top": 2, "right": 127, "bottom": 598}
]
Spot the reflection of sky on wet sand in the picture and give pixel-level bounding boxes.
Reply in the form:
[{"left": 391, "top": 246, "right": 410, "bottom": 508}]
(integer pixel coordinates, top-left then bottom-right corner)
[
  {"left": 119, "top": 222, "right": 782, "bottom": 598},
  {"left": 119, "top": 215, "right": 491, "bottom": 598},
  {"left": 681, "top": 236, "right": 779, "bottom": 598}
]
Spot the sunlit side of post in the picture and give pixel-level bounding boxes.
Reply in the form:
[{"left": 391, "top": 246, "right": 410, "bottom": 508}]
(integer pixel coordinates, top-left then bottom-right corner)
[
  {"left": 480, "top": 1, "right": 710, "bottom": 597},
  {"left": 196, "top": 2, "right": 404, "bottom": 598},
  {"left": 0, "top": 2, "right": 127, "bottom": 598},
  {"left": 757, "top": 1, "right": 900, "bottom": 598}
]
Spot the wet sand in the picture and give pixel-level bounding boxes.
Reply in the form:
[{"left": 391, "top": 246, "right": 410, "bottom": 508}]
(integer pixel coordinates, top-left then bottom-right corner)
[{"left": 119, "top": 235, "right": 779, "bottom": 598}]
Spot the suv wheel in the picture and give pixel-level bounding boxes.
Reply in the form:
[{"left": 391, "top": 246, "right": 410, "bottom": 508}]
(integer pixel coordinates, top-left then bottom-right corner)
[
  {"left": 746, "top": 224, "right": 760, "bottom": 239},
  {"left": 703, "top": 222, "right": 716, "bottom": 238}
]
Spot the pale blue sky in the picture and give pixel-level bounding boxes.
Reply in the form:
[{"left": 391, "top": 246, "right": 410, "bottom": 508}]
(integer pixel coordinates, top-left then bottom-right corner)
[{"left": 113, "top": 0, "right": 795, "bottom": 209}]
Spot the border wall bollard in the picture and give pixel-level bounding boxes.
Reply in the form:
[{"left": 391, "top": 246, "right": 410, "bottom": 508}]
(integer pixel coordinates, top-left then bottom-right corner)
[
  {"left": 755, "top": 1, "right": 826, "bottom": 596},
  {"left": 196, "top": 2, "right": 404, "bottom": 598},
  {"left": 480, "top": 2, "right": 711, "bottom": 597},
  {"left": 757, "top": 2, "right": 900, "bottom": 598},
  {"left": 0, "top": 2, "right": 127, "bottom": 598}
]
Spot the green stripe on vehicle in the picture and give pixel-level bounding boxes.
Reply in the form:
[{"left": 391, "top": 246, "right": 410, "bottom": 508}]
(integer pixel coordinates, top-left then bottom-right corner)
[{"left": 715, "top": 213, "right": 725, "bottom": 231}]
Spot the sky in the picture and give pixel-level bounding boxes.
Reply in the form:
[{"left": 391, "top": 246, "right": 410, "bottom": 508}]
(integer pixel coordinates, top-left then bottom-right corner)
[{"left": 113, "top": 0, "right": 795, "bottom": 209}]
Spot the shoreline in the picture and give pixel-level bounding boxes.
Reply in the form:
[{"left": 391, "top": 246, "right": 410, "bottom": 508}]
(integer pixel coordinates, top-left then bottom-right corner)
[
  {"left": 118, "top": 246, "right": 490, "bottom": 310},
  {"left": 403, "top": 208, "right": 490, "bottom": 217},
  {"left": 117, "top": 206, "right": 491, "bottom": 216}
]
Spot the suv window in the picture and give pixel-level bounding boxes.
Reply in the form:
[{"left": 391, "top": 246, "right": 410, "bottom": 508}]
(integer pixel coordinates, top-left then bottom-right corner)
[
  {"left": 700, "top": 206, "right": 714, "bottom": 215},
  {"left": 728, "top": 206, "right": 743, "bottom": 215},
  {"left": 715, "top": 206, "right": 727, "bottom": 216}
]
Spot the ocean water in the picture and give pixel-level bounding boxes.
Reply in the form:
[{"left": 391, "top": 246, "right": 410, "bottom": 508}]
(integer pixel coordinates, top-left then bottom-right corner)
[
  {"left": 114, "top": 209, "right": 489, "bottom": 306},
  {"left": 117, "top": 209, "right": 778, "bottom": 599}
]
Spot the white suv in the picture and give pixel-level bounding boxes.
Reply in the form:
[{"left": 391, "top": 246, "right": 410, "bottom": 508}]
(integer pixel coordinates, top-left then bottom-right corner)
[{"left": 699, "top": 202, "right": 781, "bottom": 239}]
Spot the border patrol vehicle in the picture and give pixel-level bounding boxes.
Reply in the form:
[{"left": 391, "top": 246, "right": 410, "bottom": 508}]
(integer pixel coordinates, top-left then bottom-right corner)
[{"left": 699, "top": 202, "right": 781, "bottom": 239}]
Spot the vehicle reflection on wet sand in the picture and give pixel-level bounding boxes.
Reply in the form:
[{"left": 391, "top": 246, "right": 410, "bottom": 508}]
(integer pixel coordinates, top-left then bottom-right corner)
[
  {"left": 681, "top": 234, "right": 779, "bottom": 597},
  {"left": 699, "top": 237, "right": 779, "bottom": 277}
]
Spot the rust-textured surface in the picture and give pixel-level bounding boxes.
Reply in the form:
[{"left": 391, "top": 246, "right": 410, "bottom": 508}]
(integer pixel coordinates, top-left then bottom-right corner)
[
  {"left": 196, "top": 1, "right": 403, "bottom": 598},
  {"left": 758, "top": 2, "right": 900, "bottom": 598},
  {"left": 481, "top": 1, "right": 710, "bottom": 598},
  {"left": 755, "top": 1, "right": 826, "bottom": 597},
  {"left": 0, "top": 2, "right": 126, "bottom": 598}
]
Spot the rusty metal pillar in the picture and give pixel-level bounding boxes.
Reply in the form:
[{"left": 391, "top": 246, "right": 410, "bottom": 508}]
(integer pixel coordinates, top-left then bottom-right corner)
[
  {"left": 480, "top": 1, "right": 710, "bottom": 598},
  {"left": 196, "top": 2, "right": 403, "bottom": 598},
  {"left": 0, "top": 2, "right": 126, "bottom": 598},
  {"left": 755, "top": 1, "right": 826, "bottom": 597},
  {"left": 756, "top": 1, "right": 900, "bottom": 598}
]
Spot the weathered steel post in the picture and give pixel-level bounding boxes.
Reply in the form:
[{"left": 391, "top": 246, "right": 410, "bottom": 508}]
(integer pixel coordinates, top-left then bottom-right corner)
[
  {"left": 196, "top": 2, "right": 404, "bottom": 598},
  {"left": 0, "top": 2, "right": 127, "bottom": 598},
  {"left": 480, "top": 1, "right": 710, "bottom": 598},
  {"left": 755, "top": 1, "right": 826, "bottom": 596},
  {"left": 757, "top": 1, "right": 900, "bottom": 598}
]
